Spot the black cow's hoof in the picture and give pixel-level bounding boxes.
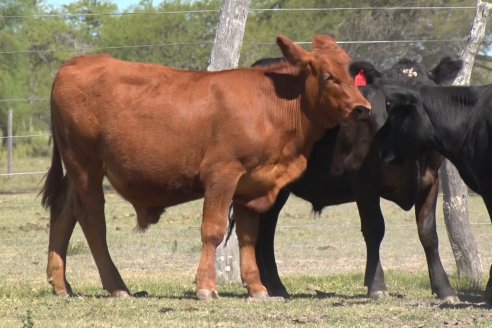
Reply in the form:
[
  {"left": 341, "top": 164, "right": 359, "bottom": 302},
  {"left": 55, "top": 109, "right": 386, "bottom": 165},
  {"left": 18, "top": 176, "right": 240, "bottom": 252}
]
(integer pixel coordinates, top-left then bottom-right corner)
[
  {"left": 268, "top": 289, "right": 290, "bottom": 298},
  {"left": 485, "top": 288, "right": 492, "bottom": 306},
  {"left": 111, "top": 290, "right": 131, "bottom": 297},
  {"left": 441, "top": 294, "right": 460, "bottom": 304},
  {"left": 369, "top": 290, "right": 389, "bottom": 300}
]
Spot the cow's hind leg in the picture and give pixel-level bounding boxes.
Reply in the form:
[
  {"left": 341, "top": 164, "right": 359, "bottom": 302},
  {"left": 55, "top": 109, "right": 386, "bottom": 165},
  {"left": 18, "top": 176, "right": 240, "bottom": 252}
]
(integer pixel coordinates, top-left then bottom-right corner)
[
  {"left": 415, "top": 179, "right": 457, "bottom": 302},
  {"left": 47, "top": 179, "right": 77, "bottom": 297},
  {"left": 196, "top": 167, "right": 243, "bottom": 300},
  {"left": 72, "top": 172, "right": 130, "bottom": 297},
  {"left": 234, "top": 202, "right": 268, "bottom": 299}
]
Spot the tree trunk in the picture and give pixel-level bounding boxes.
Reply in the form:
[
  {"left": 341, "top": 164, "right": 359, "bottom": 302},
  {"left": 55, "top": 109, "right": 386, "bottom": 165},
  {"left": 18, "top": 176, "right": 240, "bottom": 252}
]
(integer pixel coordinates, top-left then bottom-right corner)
[
  {"left": 439, "top": 0, "right": 491, "bottom": 288},
  {"left": 207, "top": 0, "right": 251, "bottom": 284}
]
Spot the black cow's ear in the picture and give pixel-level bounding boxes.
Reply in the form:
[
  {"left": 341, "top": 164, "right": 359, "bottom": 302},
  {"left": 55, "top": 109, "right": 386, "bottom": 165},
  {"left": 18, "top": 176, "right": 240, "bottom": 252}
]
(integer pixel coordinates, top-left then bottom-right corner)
[
  {"left": 349, "top": 61, "right": 382, "bottom": 85},
  {"left": 429, "top": 56, "right": 463, "bottom": 85},
  {"left": 251, "top": 57, "right": 284, "bottom": 68}
]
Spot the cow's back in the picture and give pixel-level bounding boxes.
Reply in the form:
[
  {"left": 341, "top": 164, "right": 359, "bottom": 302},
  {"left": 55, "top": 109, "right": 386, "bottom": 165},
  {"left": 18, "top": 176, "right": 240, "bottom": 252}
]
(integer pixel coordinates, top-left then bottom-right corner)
[
  {"left": 50, "top": 55, "right": 221, "bottom": 206},
  {"left": 50, "top": 55, "right": 312, "bottom": 209}
]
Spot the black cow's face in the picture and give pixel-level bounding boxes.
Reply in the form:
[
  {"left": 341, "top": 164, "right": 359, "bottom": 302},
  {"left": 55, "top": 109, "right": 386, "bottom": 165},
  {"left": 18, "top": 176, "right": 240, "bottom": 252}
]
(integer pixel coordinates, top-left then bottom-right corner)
[
  {"left": 348, "top": 57, "right": 461, "bottom": 164},
  {"left": 379, "top": 85, "right": 433, "bottom": 164}
]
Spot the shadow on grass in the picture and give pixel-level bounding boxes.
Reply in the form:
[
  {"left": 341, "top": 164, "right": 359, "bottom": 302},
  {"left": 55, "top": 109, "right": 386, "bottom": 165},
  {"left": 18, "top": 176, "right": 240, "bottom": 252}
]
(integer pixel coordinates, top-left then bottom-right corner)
[{"left": 433, "top": 287, "right": 491, "bottom": 309}]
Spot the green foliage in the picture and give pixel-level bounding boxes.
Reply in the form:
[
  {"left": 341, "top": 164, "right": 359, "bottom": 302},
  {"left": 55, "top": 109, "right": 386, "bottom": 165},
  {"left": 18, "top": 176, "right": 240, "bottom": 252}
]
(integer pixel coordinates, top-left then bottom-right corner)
[{"left": 0, "top": 0, "right": 491, "bottom": 145}]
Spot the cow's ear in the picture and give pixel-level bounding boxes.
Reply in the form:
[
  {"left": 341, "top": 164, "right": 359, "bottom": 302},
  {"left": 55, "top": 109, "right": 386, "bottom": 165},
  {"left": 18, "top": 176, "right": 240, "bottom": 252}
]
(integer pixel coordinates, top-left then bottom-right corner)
[
  {"left": 429, "top": 56, "right": 462, "bottom": 85},
  {"left": 277, "top": 35, "right": 315, "bottom": 73},
  {"left": 349, "top": 61, "right": 382, "bottom": 85}
]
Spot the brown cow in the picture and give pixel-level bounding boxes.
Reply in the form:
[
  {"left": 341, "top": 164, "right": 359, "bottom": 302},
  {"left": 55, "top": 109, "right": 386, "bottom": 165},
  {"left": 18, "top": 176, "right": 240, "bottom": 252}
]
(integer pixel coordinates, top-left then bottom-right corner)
[{"left": 41, "top": 35, "right": 370, "bottom": 300}]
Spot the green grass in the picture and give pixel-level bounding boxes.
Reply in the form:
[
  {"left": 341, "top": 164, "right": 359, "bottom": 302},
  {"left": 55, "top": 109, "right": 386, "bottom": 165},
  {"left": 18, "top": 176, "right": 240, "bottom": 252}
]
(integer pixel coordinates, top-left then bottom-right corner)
[
  {"left": 0, "top": 167, "right": 491, "bottom": 327},
  {"left": 0, "top": 273, "right": 491, "bottom": 328}
]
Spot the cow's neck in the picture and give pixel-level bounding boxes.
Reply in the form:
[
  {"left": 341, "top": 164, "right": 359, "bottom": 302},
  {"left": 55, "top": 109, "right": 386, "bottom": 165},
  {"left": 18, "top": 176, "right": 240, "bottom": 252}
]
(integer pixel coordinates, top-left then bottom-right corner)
[
  {"left": 423, "top": 86, "right": 477, "bottom": 160},
  {"left": 263, "top": 66, "right": 328, "bottom": 159}
]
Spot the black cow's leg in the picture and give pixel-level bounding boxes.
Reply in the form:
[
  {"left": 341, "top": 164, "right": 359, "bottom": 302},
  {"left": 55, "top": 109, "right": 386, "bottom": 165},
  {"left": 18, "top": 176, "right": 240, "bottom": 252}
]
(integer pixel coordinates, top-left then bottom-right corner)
[
  {"left": 414, "top": 178, "right": 457, "bottom": 302},
  {"left": 479, "top": 191, "right": 492, "bottom": 304},
  {"left": 256, "top": 189, "right": 290, "bottom": 297},
  {"left": 356, "top": 194, "right": 387, "bottom": 299}
]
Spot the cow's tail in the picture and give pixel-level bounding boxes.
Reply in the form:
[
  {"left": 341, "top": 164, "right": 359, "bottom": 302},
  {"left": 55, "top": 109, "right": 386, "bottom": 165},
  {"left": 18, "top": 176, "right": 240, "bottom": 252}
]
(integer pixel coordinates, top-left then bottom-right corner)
[
  {"left": 40, "top": 87, "right": 67, "bottom": 220},
  {"left": 40, "top": 134, "right": 67, "bottom": 221},
  {"left": 224, "top": 204, "right": 235, "bottom": 245}
]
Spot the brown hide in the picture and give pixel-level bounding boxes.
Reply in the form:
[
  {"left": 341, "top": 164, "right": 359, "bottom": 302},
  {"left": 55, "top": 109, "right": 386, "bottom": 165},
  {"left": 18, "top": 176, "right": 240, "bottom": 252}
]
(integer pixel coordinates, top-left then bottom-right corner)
[{"left": 43, "top": 35, "right": 370, "bottom": 299}]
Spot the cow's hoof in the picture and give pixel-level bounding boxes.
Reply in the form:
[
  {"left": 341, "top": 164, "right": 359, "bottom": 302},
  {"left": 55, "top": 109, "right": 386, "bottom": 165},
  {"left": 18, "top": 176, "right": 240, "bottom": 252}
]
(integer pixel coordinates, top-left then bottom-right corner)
[
  {"left": 49, "top": 278, "right": 74, "bottom": 298},
  {"left": 51, "top": 285, "right": 74, "bottom": 298},
  {"left": 248, "top": 293, "right": 284, "bottom": 302},
  {"left": 53, "top": 289, "right": 72, "bottom": 298},
  {"left": 369, "top": 290, "right": 389, "bottom": 300},
  {"left": 441, "top": 294, "right": 460, "bottom": 304},
  {"left": 197, "top": 289, "right": 220, "bottom": 301},
  {"left": 111, "top": 290, "right": 131, "bottom": 297},
  {"left": 268, "top": 289, "right": 290, "bottom": 298},
  {"left": 485, "top": 288, "right": 492, "bottom": 305},
  {"left": 247, "top": 290, "right": 282, "bottom": 301}
]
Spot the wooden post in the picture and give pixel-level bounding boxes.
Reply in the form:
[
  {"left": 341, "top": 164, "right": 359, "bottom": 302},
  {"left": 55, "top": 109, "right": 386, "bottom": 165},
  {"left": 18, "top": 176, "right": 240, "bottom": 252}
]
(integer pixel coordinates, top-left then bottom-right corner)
[
  {"left": 207, "top": 0, "right": 251, "bottom": 284},
  {"left": 439, "top": 0, "right": 491, "bottom": 288},
  {"left": 7, "top": 109, "right": 13, "bottom": 176}
]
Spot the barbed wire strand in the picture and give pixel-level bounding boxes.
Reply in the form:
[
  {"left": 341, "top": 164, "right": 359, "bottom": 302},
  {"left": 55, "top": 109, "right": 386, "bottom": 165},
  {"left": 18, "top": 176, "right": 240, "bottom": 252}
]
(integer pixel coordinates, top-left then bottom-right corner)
[
  {"left": 0, "top": 134, "right": 51, "bottom": 139},
  {"left": 0, "top": 38, "right": 468, "bottom": 56},
  {"left": 0, "top": 6, "right": 476, "bottom": 19},
  {"left": 0, "top": 222, "right": 489, "bottom": 243},
  {"left": 0, "top": 171, "right": 47, "bottom": 177}
]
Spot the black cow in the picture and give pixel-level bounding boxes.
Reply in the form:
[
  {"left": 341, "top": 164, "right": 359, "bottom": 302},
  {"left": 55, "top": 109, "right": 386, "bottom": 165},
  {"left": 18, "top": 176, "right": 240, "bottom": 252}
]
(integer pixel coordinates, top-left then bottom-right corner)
[
  {"left": 379, "top": 82, "right": 492, "bottom": 304},
  {"left": 244, "top": 57, "right": 462, "bottom": 301}
]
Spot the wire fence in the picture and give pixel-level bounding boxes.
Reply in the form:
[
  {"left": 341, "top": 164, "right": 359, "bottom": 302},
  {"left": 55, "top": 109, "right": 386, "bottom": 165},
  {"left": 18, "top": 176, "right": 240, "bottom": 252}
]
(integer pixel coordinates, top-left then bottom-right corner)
[
  {"left": 0, "top": 5, "right": 477, "bottom": 19},
  {"left": 0, "top": 3, "right": 484, "bottom": 178}
]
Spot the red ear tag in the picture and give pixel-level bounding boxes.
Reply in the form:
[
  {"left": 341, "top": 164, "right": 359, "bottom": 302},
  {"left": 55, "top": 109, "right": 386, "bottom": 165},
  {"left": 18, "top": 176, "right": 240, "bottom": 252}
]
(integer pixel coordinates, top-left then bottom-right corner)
[{"left": 354, "top": 69, "right": 367, "bottom": 87}]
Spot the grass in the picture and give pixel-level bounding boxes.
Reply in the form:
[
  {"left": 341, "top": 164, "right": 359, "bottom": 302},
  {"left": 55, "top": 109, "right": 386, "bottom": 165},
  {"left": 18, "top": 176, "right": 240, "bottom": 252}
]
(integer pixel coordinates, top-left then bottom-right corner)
[
  {"left": 0, "top": 156, "right": 491, "bottom": 327},
  {"left": 0, "top": 273, "right": 491, "bottom": 328}
]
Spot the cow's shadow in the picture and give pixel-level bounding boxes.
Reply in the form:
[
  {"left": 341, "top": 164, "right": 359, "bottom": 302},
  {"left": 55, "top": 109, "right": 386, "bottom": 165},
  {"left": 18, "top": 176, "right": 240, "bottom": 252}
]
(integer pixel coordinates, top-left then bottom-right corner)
[{"left": 68, "top": 288, "right": 491, "bottom": 308}]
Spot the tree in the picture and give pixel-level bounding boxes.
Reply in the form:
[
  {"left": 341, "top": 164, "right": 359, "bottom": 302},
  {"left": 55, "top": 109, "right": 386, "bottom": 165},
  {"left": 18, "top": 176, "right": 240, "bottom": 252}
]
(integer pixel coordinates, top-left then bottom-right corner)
[
  {"left": 206, "top": 0, "right": 251, "bottom": 284},
  {"left": 439, "top": 0, "right": 492, "bottom": 289},
  {"left": 99, "top": 0, "right": 220, "bottom": 70},
  {"left": 0, "top": 0, "right": 33, "bottom": 140}
]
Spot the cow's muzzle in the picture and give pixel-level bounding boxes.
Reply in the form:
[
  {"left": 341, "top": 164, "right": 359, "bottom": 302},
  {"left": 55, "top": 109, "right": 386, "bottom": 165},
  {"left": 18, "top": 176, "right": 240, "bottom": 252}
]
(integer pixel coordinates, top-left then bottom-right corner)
[{"left": 349, "top": 105, "right": 371, "bottom": 121}]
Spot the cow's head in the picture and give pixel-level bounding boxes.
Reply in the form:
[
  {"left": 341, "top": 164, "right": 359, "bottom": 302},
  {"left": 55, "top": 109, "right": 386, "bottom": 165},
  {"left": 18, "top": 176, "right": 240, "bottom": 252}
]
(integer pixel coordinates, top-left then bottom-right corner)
[
  {"left": 378, "top": 85, "right": 433, "bottom": 164},
  {"left": 348, "top": 57, "right": 462, "bottom": 163},
  {"left": 276, "top": 35, "right": 371, "bottom": 128},
  {"left": 350, "top": 56, "right": 462, "bottom": 88}
]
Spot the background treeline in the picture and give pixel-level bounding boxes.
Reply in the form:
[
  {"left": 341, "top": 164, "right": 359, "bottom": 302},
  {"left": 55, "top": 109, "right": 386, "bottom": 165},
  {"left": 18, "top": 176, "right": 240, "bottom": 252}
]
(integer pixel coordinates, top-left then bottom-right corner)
[{"left": 0, "top": 0, "right": 490, "bottom": 144}]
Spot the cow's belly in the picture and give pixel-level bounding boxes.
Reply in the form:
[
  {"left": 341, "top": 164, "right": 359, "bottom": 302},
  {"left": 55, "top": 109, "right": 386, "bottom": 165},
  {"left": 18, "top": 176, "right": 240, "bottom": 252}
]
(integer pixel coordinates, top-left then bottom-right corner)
[
  {"left": 104, "top": 160, "right": 203, "bottom": 208},
  {"left": 235, "top": 155, "right": 307, "bottom": 212}
]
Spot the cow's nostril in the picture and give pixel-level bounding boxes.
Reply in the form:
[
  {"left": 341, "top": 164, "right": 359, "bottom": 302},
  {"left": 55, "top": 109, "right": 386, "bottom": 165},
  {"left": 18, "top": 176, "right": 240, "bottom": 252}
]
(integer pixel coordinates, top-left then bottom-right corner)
[{"left": 350, "top": 106, "right": 370, "bottom": 120}]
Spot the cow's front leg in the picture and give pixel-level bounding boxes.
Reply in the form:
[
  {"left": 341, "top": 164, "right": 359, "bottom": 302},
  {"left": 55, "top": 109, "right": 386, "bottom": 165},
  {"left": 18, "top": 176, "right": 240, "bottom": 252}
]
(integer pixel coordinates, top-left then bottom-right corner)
[
  {"left": 415, "top": 178, "right": 457, "bottom": 302},
  {"left": 356, "top": 194, "right": 388, "bottom": 299},
  {"left": 74, "top": 176, "right": 130, "bottom": 297},
  {"left": 486, "top": 265, "right": 492, "bottom": 305},
  {"left": 196, "top": 168, "right": 242, "bottom": 300},
  {"left": 234, "top": 202, "right": 268, "bottom": 299}
]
